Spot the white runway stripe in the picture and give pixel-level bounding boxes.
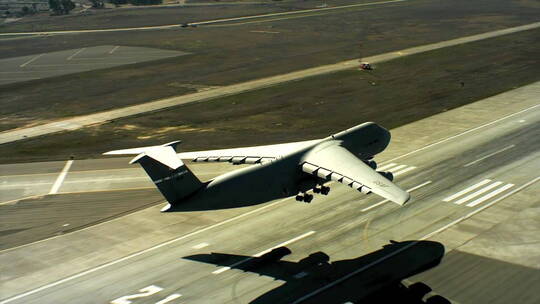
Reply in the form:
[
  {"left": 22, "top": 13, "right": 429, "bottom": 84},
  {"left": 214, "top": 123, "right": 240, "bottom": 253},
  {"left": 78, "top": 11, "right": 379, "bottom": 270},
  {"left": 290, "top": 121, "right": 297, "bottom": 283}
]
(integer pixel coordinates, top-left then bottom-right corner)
[
  {"left": 361, "top": 181, "right": 431, "bottom": 212},
  {"left": 212, "top": 230, "right": 315, "bottom": 274},
  {"left": 443, "top": 179, "right": 491, "bottom": 202},
  {"left": 453, "top": 181, "right": 503, "bottom": 205},
  {"left": 377, "top": 163, "right": 398, "bottom": 171},
  {"left": 466, "top": 184, "right": 514, "bottom": 207},
  {"left": 393, "top": 166, "right": 416, "bottom": 176},
  {"left": 389, "top": 164, "right": 407, "bottom": 172},
  {"left": 49, "top": 160, "right": 73, "bottom": 194},
  {"left": 464, "top": 144, "right": 515, "bottom": 167}
]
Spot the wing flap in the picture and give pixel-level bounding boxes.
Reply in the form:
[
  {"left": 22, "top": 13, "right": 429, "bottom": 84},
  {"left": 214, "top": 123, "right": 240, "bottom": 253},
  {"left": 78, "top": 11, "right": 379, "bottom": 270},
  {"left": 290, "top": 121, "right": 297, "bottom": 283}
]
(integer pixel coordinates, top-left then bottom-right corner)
[
  {"left": 178, "top": 139, "right": 321, "bottom": 163},
  {"left": 302, "top": 142, "right": 410, "bottom": 205}
]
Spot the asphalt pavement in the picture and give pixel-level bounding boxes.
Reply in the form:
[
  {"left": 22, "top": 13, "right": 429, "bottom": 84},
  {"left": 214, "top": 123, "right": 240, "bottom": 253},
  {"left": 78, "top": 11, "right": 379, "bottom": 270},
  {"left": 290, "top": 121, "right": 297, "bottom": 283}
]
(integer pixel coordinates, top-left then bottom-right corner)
[{"left": 0, "top": 82, "right": 538, "bottom": 303}]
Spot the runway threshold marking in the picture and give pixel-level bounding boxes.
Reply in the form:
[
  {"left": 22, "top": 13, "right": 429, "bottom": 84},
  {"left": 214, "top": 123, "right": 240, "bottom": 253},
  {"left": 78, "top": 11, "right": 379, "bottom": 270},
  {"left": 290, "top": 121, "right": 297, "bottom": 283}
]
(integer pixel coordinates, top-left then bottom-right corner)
[
  {"left": 212, "top": 230, "right": 315, "bottom": 274},
  {"left": 442, "top": 179, "right": 491, "bottom": 202},
  {"left": 452, "top": 181, "right": 503, "bottom": 205},
  {"left": 19, "top": 54, "right": 43, "bottom": 67},
  {"left": 464, "top": 144, "right": 515, "bottom": 167},
  {"left": 49, "top": 160, "right": 73, "bottom": 194},
  {"left": 293, "top": 177, "right": 539, "bottom": 303},
  {"left": 0, "top": 197, "right": 293, "bottom": 304},
  {"left": 361, "top": 181, "right": 431, "bottom": 212},
  {"left": 444, "top": 179, "right": 515, "bottom": 207},
  {"left": 422, "top": 176, "right": 538, "bottom": 239}
]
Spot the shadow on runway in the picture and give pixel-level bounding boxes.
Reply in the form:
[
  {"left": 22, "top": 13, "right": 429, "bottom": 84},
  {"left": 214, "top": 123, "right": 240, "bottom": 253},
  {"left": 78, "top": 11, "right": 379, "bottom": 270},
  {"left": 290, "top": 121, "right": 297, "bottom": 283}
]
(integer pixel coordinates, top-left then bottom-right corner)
[{"left": 184, "top": 240, "right": 451, "bottom": 303}]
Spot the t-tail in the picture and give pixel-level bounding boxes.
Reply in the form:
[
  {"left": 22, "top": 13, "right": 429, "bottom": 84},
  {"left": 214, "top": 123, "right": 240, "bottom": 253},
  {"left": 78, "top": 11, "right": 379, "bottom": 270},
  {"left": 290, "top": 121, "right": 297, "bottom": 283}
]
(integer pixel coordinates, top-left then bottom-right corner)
[{"left": 103, "top": 141, "right": 203, "bottom": 212}]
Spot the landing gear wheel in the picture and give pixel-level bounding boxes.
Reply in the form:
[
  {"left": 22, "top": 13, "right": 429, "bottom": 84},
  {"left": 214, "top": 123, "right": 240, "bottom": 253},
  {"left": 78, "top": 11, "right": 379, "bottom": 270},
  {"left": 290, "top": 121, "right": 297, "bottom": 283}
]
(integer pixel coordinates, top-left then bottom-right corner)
[
  {"left": 295, "top": 195, "right": 304, "bottom": 201},
  {"left": 320, "top": 186, "right": 330, "bottom": 195},
  {"left": 303, "top": 194, "right": 314, "bottom": 203}
]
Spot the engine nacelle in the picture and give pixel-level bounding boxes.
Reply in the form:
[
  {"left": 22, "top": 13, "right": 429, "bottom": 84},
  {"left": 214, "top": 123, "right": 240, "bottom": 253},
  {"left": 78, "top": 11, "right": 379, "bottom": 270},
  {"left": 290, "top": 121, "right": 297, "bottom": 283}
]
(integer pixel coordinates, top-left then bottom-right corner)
[
  {"left": 299, "top": 252, "right": 330, "bottom": 267},
  {"left": 378, "top": 171, "right": 394, "bottom": 181},
  {"left": 364, "top": 159, "right": 377, "bottom": 169}
]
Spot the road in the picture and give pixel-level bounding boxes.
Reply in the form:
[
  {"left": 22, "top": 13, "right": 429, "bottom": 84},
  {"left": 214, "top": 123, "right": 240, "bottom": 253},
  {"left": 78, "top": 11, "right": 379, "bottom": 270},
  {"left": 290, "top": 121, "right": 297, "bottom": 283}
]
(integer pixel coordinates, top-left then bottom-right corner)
[
  {"left": 0, "top": 0, "right": 408, "bottom": 36},
  {"left": 1, "top": 82, "right": 538, "bottom": 303},
  {"left": 1, "top": 21, "right": 539, "bottom": 145}
]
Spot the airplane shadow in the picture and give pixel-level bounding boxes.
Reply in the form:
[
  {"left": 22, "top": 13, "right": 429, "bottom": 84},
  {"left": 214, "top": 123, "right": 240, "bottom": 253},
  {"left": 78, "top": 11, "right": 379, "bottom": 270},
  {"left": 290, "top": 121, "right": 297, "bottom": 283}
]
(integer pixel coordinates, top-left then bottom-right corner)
[{"left": 184, "top": 240, "right": 451, "bottom": 304}]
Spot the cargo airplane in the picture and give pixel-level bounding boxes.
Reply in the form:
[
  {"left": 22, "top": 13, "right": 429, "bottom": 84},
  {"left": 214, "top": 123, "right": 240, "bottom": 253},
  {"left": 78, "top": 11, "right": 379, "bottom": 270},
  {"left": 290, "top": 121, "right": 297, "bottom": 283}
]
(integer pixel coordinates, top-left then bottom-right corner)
[{"left": 104, "top": 122, "right": 410, "bottom": 212}]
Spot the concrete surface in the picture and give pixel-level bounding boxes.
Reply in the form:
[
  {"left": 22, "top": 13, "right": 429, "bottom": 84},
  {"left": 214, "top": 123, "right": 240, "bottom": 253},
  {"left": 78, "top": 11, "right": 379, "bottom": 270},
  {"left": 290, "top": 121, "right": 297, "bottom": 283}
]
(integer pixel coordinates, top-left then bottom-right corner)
[
  {"left": 0, "top": 81, "right": 538, "bottom": 303},
  {"left": 0, "top": 46, "right": 188, "bottom": 86},
  {"left": 1, "top": 21, "right": 539, "bottom": 144}
]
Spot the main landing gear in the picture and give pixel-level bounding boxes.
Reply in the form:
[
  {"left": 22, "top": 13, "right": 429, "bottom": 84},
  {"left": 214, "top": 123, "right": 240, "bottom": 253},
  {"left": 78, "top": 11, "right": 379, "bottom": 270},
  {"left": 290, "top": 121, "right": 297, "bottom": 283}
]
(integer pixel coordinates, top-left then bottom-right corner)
[
  {"left": 313, "top": 185, "right": 330, "bottom": 195},
  {"left": 296, "top": 193, "right": 314, "bottom": 203}
]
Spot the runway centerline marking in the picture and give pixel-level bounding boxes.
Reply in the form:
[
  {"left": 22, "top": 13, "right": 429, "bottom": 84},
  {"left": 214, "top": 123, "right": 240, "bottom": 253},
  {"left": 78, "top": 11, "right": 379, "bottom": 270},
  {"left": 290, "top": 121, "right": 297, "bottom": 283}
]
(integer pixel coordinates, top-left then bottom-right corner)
[
  {"left": 361, "top": 181, "right": 431, "bottom": 212},
  {"left": 67, "top": 48, "right": 86, "bottom": 60},
  {"left": 19, "top": 54, "right": 43, "bottom": 67},
  {"left": 212, "top": 230, "right": 315, "bottom": 274},
  {"left": 49, "top": 160, "right": 73, "bottom": 194},
  {"left": 464, "top": 144, "right": 515, "bottom": 167}
]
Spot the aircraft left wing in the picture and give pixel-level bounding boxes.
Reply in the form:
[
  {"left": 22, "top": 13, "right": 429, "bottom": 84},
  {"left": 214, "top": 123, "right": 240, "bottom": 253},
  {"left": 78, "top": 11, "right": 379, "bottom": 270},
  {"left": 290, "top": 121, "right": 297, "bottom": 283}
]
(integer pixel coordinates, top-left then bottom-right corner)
[
  {"left": 177, "top": 139, "right": 321, "bottom": 164},
  {"left": 104, "top": 139, "right": 321, "bottom": 164},
  {"left": 302, "top": 141, "right": 410, "bottom": 205}
]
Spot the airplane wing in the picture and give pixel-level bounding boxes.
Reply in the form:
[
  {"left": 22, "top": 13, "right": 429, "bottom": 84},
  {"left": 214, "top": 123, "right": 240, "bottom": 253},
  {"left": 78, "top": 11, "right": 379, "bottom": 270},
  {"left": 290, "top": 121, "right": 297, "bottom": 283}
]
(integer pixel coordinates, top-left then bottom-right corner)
[
  {"left": 184, "top": 249, "right": 298, "bottom": 281},
  {"left": 301, "top": 141, "right": 410, "bottom": 205},
  {"left": 105, "top": 140, "right": 321, "bottom": 164},
  {"left": 176, "top": 139, "right": 321, "bottom": 164}
]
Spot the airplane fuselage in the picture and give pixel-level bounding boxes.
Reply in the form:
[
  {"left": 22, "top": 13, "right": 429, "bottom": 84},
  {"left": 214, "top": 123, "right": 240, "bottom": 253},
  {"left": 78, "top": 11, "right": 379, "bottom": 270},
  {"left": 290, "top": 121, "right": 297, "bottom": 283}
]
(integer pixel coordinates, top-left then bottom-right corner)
[{"left": 166, "top": 123, "right": 391, "bottom": 211}]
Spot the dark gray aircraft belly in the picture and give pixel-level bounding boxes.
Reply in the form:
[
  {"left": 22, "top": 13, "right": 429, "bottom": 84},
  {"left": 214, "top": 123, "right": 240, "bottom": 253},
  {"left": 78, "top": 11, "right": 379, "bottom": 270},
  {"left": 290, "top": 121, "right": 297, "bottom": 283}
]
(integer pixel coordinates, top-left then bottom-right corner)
[{"left": 176, "top": 158, "right": 305, "bottom": 211}]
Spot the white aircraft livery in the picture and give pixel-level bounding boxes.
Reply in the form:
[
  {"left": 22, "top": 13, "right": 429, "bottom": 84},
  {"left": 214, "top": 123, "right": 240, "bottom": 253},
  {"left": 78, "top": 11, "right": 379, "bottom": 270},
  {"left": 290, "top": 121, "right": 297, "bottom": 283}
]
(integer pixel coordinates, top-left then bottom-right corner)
[{"left": 104, "top": 122, "right": 410, "bottom": 212}]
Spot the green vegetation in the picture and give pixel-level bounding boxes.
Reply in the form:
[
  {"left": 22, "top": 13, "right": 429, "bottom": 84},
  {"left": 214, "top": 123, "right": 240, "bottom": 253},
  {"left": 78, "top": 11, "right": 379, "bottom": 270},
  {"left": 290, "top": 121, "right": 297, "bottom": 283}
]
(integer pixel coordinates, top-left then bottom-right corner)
[
  {"left": 1, "top": 27, "right": 538, "bottom": 163},
  {"left": 48, "top": 0, "right": 75, "bottom": 15}
]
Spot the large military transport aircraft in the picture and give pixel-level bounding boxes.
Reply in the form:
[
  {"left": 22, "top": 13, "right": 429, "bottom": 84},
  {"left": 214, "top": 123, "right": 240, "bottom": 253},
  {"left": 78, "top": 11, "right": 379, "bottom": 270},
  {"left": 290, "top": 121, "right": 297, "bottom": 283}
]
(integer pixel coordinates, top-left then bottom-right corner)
[{"left": 104, "top": 122, "right": 409, "bottom": 212}]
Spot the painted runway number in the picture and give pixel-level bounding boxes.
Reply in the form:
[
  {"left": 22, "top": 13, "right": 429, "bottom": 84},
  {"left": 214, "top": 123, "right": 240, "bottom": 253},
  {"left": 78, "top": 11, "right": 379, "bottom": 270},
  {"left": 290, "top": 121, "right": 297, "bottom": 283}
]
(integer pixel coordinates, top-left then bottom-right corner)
[{"left": 111, "top": 285, "right": 181, "bottom": 304}]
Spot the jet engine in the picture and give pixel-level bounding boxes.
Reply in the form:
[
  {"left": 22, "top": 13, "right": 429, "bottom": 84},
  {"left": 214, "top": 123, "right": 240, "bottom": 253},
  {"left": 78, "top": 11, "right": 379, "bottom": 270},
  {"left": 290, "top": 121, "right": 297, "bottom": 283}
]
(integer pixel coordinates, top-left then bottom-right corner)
[
  {"left": 378, "top": 171, "right": 394, "bottom": 181},
  {"left": 364, "top": 159, "right": 377, "bottom": 169}
]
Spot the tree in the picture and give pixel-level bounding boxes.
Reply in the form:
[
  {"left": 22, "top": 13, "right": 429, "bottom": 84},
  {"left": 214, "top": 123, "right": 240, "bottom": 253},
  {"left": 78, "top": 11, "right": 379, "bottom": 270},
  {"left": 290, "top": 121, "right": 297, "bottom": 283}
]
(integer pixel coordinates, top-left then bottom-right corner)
[
  {"left": 49, "top": 0, "right": 75, "bottom": 15},
  {"left": 61, "top": 0, "right": 75, "bottom": 13},
  {"left": 48, "top": 0, "right": 62, "bottom": 14},
  {"left": 90, "top": 0, "right": 105, "bottom": 8}
]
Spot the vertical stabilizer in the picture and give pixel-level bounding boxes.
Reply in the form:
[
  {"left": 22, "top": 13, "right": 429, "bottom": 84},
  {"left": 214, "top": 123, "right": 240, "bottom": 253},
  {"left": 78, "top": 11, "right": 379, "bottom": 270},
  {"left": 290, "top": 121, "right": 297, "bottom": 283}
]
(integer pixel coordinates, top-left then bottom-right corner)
[{"left": 105, "top": 141, "right": 203, "bottom": 211}]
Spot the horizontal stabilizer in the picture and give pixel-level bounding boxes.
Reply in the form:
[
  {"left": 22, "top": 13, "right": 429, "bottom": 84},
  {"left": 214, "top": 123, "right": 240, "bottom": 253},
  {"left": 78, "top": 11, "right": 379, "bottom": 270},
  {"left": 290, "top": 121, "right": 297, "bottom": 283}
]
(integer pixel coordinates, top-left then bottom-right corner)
[{"left": 104, "top": 141, "right": 182, "bottom": 169}]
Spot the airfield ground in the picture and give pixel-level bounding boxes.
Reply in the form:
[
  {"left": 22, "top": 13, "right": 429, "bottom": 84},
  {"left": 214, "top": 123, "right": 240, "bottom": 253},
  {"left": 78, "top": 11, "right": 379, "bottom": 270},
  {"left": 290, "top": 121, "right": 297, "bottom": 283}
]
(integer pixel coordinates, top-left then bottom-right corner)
[
  {"left": 1, "top": 26, "right": 538, "bottom": 163},
  {"left": 1, "top": 1, "right": 539, "bottom": 303},
  {"left": 1, "top": 0, "right": 539, "bottom": 132}
]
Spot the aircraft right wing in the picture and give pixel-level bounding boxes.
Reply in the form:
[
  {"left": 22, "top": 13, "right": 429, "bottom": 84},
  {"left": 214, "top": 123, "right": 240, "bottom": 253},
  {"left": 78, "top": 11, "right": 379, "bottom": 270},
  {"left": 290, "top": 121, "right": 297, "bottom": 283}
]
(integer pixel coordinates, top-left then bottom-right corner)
[{"left": 302, "top": 141, "right": 410, "bottom": 205}]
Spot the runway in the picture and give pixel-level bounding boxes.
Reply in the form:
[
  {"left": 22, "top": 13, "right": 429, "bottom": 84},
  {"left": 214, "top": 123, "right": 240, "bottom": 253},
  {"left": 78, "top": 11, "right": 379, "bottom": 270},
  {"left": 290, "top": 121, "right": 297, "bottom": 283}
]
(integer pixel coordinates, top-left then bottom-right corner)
[
  {"left": 0, "top": 46, "right": 188, "bottom": 86},
  {"left": 1, "top": 82, "right": 538, "bottom": 303}
]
